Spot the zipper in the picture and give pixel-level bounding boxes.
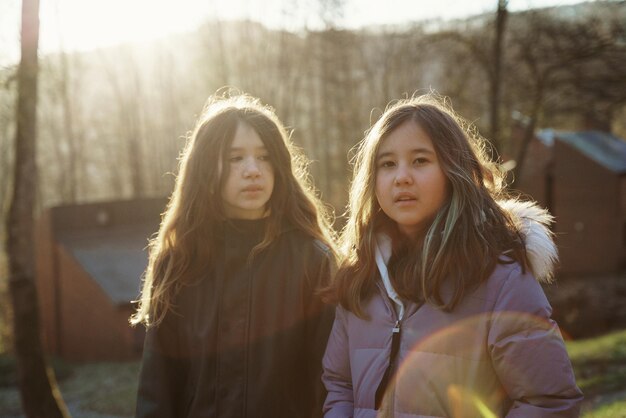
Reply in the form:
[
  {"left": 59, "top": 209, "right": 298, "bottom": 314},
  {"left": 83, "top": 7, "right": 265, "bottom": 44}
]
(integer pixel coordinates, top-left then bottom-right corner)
[
  {"left": 375, "top": 319, "right": 402, "bottom": 410},
  {"left": 376, "top": 281, "right": 400, "bottom": 323}
]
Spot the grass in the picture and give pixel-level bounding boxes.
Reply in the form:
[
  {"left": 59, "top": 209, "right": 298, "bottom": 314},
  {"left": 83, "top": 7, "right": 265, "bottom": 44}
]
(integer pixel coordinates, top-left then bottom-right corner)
[
  {"left": 1, "top": 330, "right": 626, "bottom": 417},
  {"left": 60, "top": 361, "right": 140, "bottom": 416},
  {"left": 0, "top": 356, "right": 140, "bottom": 417},
  {"left": 566, "top": 329, "right": 626, "bottom": 417},
  {"left": 0, "top": 355, "right": 73, "bottom": 388},
  {"left": 585, "top": 400, "right": 626, "bottom": 418},
  {"left": 567, "top": 329, "right": 626, "bottom": 364}
]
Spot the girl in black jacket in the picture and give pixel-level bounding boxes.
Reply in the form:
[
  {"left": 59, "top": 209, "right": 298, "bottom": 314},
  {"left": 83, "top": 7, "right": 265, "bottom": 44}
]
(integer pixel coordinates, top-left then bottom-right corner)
[{"left": 131, "top": 91, "right": 337, "bottom": 418}]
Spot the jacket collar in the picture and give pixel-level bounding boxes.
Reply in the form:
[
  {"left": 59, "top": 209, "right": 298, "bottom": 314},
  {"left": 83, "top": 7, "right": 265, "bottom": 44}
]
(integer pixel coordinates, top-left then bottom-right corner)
[
  {"left": 498, "top": 199, "right": 558, "bottom": 283},
  {"left": 375, "top": 233, "right": 405, "bottom": 320}
]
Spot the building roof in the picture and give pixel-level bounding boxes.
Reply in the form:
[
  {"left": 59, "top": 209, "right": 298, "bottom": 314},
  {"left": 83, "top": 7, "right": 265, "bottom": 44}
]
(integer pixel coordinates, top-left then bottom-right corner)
[
  {"left": 49, "top": 197, "right": 166, "bottom": 306},
  {"left": 57, "top": 224, "right": 155, "bottom": 305},
  {"left": 535, "top": 128, "right": 556, "bottom": 147},
  {"left": 538, "top": 130, "right": 626, "bottom": 174}
]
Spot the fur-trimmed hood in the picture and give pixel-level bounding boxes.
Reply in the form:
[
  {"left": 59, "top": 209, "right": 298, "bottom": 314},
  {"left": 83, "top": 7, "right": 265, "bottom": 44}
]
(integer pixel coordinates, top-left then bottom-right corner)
[{"left": 498, "top": 199, "right": 558, "bottom": 283}]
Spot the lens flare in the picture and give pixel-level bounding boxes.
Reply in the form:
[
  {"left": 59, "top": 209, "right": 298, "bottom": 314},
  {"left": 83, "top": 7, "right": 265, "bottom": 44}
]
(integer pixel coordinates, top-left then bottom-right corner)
[
  {"left": 447, "top": 384, "right": 498, "bottom": 418},
  {"left": 378, "top": 311, "right": 564, "bottom": 416}
]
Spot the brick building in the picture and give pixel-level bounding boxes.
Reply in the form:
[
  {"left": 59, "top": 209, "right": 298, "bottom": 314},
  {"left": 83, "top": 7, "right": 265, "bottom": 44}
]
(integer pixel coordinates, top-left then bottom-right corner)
[
  {"left": 36, "top": 197, "right": 166, "bottom": 361},
  {"left": 516, "top": 130, "right": 626, "bottom": 276}
]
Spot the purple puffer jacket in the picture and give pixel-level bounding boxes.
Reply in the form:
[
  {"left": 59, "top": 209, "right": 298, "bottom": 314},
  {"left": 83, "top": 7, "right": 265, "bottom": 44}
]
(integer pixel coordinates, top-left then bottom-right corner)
[{"left": 322, "top": 201, "right": 583, "bottom": 418}]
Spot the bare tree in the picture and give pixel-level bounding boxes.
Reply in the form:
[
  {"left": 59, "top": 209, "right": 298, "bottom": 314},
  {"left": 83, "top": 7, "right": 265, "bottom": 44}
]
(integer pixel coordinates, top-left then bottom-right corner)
[
  {"left": 37, "top": 50, "right": 85, "bottom": 204},
  {"left": 490, "top": 0, "right": 508, "bottom": 151},
  {"left": 6, "top": 0, "right": 70, "bottom": 416},
  {"left": 507, "top": 6, "right": 626, "bottom": 184},
  {"left": 0, "top": 70, "right": 16, "bottom": 355},
  {"left": 424, "top": 1, "right": 509, "bottom": 154},
  {"left": 98, "top": 47, "right": 147, "bottom": 198},
  {"left": 56, "top": 51, "right": 83, "bottom": 203},
  {"left": 0, "top": 71, "right": 17, "bottom": 219}
]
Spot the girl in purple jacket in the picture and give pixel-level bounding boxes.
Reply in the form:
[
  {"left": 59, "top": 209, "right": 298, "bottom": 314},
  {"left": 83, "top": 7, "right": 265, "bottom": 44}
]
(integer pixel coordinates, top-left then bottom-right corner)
[{"left": 322, "top": 94, "right": 582, "bottom": 417}]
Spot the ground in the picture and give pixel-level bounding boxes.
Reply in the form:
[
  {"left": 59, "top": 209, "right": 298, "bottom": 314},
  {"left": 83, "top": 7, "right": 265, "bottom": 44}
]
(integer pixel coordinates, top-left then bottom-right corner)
[{"left": 1, "top": 329, "right": 626, "bottom": 417}]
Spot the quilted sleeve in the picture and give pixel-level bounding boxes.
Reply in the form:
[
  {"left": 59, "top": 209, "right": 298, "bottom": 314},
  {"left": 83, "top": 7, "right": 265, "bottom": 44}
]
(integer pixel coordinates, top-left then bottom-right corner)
[
  {"left": 488, "top": 267, "right": 583, "bottom": 417},
  {"left": 322, "top": 306, "right": 355, "bottom": 418}
]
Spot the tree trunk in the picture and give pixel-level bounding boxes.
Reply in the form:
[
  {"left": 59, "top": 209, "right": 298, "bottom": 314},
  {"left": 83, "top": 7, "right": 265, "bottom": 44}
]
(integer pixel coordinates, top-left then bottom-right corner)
[
  {"left": 512, "top": 83, "right": 543, "bottom": 188},
  {"left": 6, "top": 0, "right": 70, "bottom": 416},
  {"left": 58, "top": 51, "right": 80, "bottom": 203},
  {"left": 489, "top": 0, "right": 508, "bottom": 153}
]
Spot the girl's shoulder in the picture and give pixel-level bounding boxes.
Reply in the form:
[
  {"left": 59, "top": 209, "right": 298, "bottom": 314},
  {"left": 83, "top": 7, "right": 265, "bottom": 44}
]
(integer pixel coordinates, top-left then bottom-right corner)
[
  {"left": 482, "top": 259, "right": 551, "bottom": 315},
  {"left": 306, "top": 238, "right": 336, "bottom": 270},
  {"left": 312, "top": 238, "right": 333, "bottom": 257},
  {"left": 281, "top": 226, "right": 334, "bottom": 256},
  {"left": 484, "top": 258, "right": 526, "bottom": 292}
]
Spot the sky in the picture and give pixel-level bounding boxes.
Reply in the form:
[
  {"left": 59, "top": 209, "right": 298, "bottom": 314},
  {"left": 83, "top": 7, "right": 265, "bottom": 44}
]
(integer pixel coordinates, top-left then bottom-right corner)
[{"left": 0, "top": 0, "right": 588, "bottom": 67}]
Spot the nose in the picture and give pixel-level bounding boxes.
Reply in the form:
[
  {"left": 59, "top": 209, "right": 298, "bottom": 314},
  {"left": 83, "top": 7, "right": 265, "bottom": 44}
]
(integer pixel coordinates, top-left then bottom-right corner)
[
  {"left": 394, "top": 164, "right": 413, "bottom": 186},
  {"left": 242, "top": 157, "right": 261, "bottom": 178}
]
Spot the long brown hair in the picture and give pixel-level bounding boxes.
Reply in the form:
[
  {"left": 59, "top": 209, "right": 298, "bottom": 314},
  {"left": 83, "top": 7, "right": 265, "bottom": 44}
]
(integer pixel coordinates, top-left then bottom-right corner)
[
  {"left": 131, "top": 92, "right": 336, "bottom": 327},
  {"left": 330, "top": 93, "right": 527, "bottom": 317}
]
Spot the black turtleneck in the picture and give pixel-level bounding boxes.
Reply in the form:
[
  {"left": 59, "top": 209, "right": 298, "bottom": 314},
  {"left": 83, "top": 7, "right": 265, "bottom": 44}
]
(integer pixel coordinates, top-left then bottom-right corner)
[{"left": 136, "top": 217, "right": 336, "bottom": 418}]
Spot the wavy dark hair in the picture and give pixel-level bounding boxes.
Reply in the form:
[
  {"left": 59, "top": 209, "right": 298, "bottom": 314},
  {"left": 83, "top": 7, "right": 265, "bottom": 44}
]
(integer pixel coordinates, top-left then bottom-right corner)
[
  {"left": 132, "top": 92, "right": 337, "bottom": 326},
  {"left": 328, "top": 93, "right": 528, "bottom": 317}
]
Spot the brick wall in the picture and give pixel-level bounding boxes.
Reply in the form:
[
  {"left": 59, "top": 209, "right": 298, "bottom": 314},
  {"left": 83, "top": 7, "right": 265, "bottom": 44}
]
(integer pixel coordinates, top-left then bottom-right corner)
[
  {"left": 515, "top": 138, "right": 552, "bottom": 208},
  {"left": 553, "top": 141, "right": 621, "bottom": 274},
  {"left": 56, "top": 246, "right": 137, "bottom": 361}
]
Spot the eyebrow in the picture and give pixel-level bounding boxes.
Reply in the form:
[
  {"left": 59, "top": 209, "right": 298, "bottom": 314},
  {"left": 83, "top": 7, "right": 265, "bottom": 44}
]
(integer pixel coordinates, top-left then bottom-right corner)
[{"left": 376, "top": 148, "right": 435, "bottom": 160}]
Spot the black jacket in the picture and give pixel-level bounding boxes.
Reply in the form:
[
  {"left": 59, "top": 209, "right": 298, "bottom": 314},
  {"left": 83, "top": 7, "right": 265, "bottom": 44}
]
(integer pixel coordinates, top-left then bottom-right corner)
[{"left": 136, "top": 218, "right": 336, "bottom": 418}]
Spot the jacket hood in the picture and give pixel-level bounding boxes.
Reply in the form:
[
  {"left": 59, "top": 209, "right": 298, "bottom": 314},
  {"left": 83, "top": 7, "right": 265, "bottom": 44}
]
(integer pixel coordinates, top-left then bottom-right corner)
[{"left": 498, "top": 199, "right": 558, "bottom": 283}]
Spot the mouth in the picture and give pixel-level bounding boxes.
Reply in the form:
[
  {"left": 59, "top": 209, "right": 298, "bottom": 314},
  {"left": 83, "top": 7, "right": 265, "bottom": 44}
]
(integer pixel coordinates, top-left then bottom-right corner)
[
  {"left": 394, "top": 193, "right": 417, "bottom": 203},
  {"left": 243, "top": 185, "right": 263, "bottom": 193}
]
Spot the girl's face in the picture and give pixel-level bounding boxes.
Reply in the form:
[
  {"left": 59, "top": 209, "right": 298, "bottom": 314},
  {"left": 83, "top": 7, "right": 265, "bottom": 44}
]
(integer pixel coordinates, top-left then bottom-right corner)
[
  {"left": 375, "top": 120, "right": 449, "bottom": 241},
  {"left": 221, "top": 122, "right": 274, "bottom": 219}
]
